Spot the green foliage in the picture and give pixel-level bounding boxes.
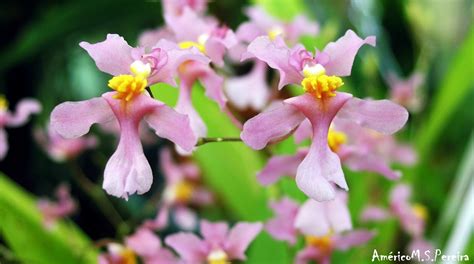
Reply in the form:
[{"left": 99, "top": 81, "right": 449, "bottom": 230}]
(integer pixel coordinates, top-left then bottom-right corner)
[{"left": 0, "top": 174, "right": 97, "bottom": 264}]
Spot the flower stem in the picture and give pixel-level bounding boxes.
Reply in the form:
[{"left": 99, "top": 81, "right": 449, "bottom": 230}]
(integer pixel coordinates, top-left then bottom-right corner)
[
  {"left": 196, "top": 137, "right": 242, "bottom": 146},
  {"left": 68, "top": 161, "right": 125, "bottom": 230}
]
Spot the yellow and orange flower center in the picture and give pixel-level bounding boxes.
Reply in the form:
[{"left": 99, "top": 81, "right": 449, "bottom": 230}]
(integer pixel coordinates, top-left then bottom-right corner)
[
  {"left": 178, "top": 34, "right": 208, "bottom": 54},
  {"left": 268, "top": 26, "right": 284, "bottom": 40},
  {"left": 207, "top": 249, "right": 230, "bottom": 264},
  {"left": 164, "top": 180, "right": 195, "bottom": 204},
  {"left": 301, "top": 64, "right": 344, "bottom": 99},
  {"left": 108, "top": 244, "right": 137, "bottom": 264},
  {"left": 305, "top": 234, "right": 333, "bottom": 253},
  {"left": 0, "top": 95, "right": 8, "bottom": 111},
  {"left": 412, "top": 203, "right": 428, "bottom": 221},
  {"left": 328, "top": 129, "right": 347, "bottom": 152},
  {"left": 108, "top": 61, "right": 151, "bottom": 102}
]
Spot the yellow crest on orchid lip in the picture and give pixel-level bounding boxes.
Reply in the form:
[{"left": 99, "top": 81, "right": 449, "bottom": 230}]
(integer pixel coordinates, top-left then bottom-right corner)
[
  {"left": 0, "top": 95, "right": 8, "bottom": 111},
  {"left": 174, "top": 181, "right": 195, "bottom": 203},
  {"left": 301, "top": 74, "right": 344, "bottom": 99},
  {"left": 268, "top": 26, "right": 284, "bottom": 40},
  {"left": 108, "top": 75, "right": 148, "bottom": 102},
  {"left": 207, "top": 249, "right": 229, "bottom": 264},
  {"left": 119, "top": 247, "right": 137, "bottom": 264},
  {"left": 305, "top": 234, "right": 333, "bottom": 253},
  {"left": 328, "top": 129, "right": 347, "bottom": 152},
  {"left": 412, "top": 203, "right": 428, "bottom": 221},
  {"left": 179, "top": 34, "right": 208, "bottom": 54}
]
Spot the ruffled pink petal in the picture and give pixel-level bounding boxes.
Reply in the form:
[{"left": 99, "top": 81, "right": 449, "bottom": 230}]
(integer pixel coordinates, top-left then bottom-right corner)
[
  {"left": 226, "top": 60, "right": 270, "bottom": 110},
  {"left": 148, "top": 40, "right": 210, "bottom": 86},
  {"left": 266, "top": 197, "right": 299, "bottom": 244},
  {"left": 5, "top": 99, "right": 41, "bottom": 127},
  {"left": 224, "top": 222, "right": 263, "bottom": 260},
  {"left": 244, "top": 36, "right": 303, "bottom": 89},
  {"left": 0, "top": 128, "right": 8, "bottom": 160},
  {"left": 344, "top": 151, "right": 402, "bottom": 180},
  {"left": 126, "top": 227, "right": 162, "bottom": 258},
  {"left": 333, "top": 230, "right": 374, "bottom": 250},
  {"left": 236, "top": 22, "right": 264, "bottom": 43},
  {"left": 165, "top": 232, "right": 207, "bottom": 262},
  {"left": 79, "top": 34, "right": 134, "bottom": 76},
  {"left": 337, "top": 97, "right": 408, "bottom": 135},
  {"left": 241, "top": 102, "right": 305, "bottom": 150},
  {"left": 245, "top": 6, "right": 278, "bottom": 31},
  {"left": 285, "top": 15, "right": 319, "bottom": 44},
  {"left": 322, "top": 30, "right": 376, "bottom": 76},
  {"left": 145, "top": 249, "right": 179, "bottom": 264},
  {"left": 285, "top": 93, "right": 352, "bottom": 201},
  {"left": 295, "top": 199, "right": 331, "bottom": 236},
  {"left": 50, "top": 97, "right": 115, "bottom": 139},
  {"left": 205, "top": 30, "right": 238, "bottom": 66},
  {"left": 162, "top": 0, "right": 208, "bottom": 17},
  {"left": 257, "top": 148, "right": 307, "bottom": 185},
  {"left": 165, "top": 7, "right": 216, "bottom": 42},
  {"left": 174, "top": 206, "right": 198, "bottom": 231},
  {"left": 360, "top": 206, "right": 391, "bottom": 222},
  {"left": 145, "top": 95, "right": 198, "bottom": 152},
  {"left": 138, "top": 27, "right": 176, "bottom": 48},
  {"left": 200, "top": 220, "right": 229, "bottom": 245},
  {"left": 199, "top": 65, "right": 227, "bottom": 109}
]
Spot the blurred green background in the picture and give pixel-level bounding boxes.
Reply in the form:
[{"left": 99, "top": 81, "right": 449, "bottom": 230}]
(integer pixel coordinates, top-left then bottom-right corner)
[{"left": 0, "top": 0, "right": 473, "bottom": 263}]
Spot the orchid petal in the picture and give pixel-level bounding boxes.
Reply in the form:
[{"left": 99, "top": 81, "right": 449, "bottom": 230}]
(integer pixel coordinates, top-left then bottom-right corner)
[
  {"left": 257, "top": 149, "right": 307, "bottom": 185},
  {"left": 295, "top": 200, "right": 330, "bottom": 236},
  {"left": 79, "top": 34, "right": 134, "bottom": 76},
  {"left": 333, "top": 230, "right": 374, "bottom": 250},
  {"left": 50, "top": 97, "right": 114, "bottom": 139},
  {"left": 322, "top": 30, "right": 376, "bottom": 76},
  {"left": 165, "top": 233, "right": 207, "bottom": 262},
  {"left": 241, "top": 102, "right": 304, "bottom": 150},
  {"left": 224, "top": 222, "right": 263, "bottom": 260},
  {"left": 6, "top": 99, "right": 41, "bottom": 127},
  {"left": 200, "top": 220, "right": 229, "bottom": 245}
]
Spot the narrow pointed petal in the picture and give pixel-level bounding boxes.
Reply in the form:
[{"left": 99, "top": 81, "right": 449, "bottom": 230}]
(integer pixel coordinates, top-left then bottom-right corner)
[
  {"left": 226, "top": 60, "right": 270, "bottom": 110},
  {"left": 199, "top": 66, "right": 227, "bottom": 109},
  {"left": 333, "top": 230, "right": 374, "bottom": 250},
  {"left": 200, "top": 220, "right": 229, "bottom": 245},
  {"left": 165, "top": 233, "right": 207, "bottom": 262},
  {"left": 322, "top": 30, "right": 376, "bottom": 76},
  {"left": 241, "top": 102, "right": 305, "bottom": 150},
  {"left": 79, "top": 34, "right": 134, "bottom": 76},
  {"left": 295, "top": 200, "right": 331, "bottom": 236},
  {"left": 51, "top": 97, "right": 114, "bottom": 139},
  {"left": 245, "top": 36, "right": 303, "bottom": 89},
  {"left": 175, "top": 80, "right": 207, "bottom": 139},
  {"left": 257, "top": 149, "right": 307, "bottom": 185},
  {"left": 337, "top": 97, "right": 408, "bottom": 134},
  {"left": 285, "top": 93, "right": 352, "bottom": 201},
  {"left": 224, "top": 222, "right": 263, "bottom": 260},
  {"left": 344, "top": 152, "right": 401, "bottom": 180},
  {"left": 6, "top": 99, "right": 41, "bottom": 127}
]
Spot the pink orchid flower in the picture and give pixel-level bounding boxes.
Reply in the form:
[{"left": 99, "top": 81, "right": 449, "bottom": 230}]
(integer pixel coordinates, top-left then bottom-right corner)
[
  {"left": 35, "top": 123, "right": 97, "bottom": 162},
  {"left": 388, "top": 72, "right": 424, "bottom": 112},
  {"left": 263, "top": 117, "right": 416, "bottom": 182},
  {"left": 165, "top": 220, "right": 262, "bottom": 264},
  {"left": 241, "top": 30, "right": 409, "bottom": 201},
  {"left": 362, "top": 184, "right": 428, "bottom": 238},
  {"left": 144, "top": 148, "right": 213, "bottom": 231},
  {"left": 126, "top": 227, "right": 178, "bottom": 264},
  {"left": 37, "top": 184, "right": 77, "bottom": 229},
  {"left": 162, "top": 0, "right": 208, "bottom": 18},
  {"left": 98, "top": 243, "right": 137, "bottom": 264},
  {"left": 226, "top": 7, "right": 318, "bottom": 111},
  {"left": 266, "top": 195, "right": 373, "bottom": 264},
  {"left": 0, "top": 96, "right": 41, "bottom": 160},
  {"left": 51, "top": 34, "right": 208, "bottom": 199},
  {"left": 361, "top": 184, "right": 434, "bottom": 256}
]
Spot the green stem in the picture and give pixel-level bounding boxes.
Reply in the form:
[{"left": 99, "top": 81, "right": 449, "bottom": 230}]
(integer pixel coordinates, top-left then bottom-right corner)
[
  {"left": 196, "top": 137, "right": 243, "bottom": 146},
  {"left": 68, "top": 161, "right": 125, "bottom": 230}
]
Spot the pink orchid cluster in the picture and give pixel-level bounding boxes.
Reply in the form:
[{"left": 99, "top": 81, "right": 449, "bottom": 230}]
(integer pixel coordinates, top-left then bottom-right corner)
[
  {"left": 40, "top": 0, "right": 425, "bottom": 262},
  {"left": 37, "top": 184, "right": 77, "bottom": 228},
  {"left": 361, "top": 184, "right": 434, "bottom": 255}
]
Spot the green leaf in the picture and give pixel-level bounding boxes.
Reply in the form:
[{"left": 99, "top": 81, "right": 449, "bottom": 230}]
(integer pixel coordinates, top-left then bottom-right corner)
[
  {"left": 151, "top": 83, "right": 288, "bottom": 263},
  {"left": 252, "top": 0, "right": 304, "bottom": 21},
  {"left": 416, "top": 26, "right": 474, "bottom": 159},
  {"left": 0, "top": 174, "right": 97, "bottom": 264}
]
